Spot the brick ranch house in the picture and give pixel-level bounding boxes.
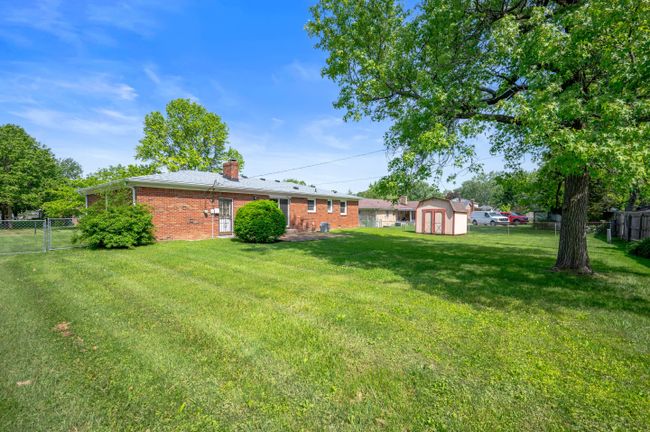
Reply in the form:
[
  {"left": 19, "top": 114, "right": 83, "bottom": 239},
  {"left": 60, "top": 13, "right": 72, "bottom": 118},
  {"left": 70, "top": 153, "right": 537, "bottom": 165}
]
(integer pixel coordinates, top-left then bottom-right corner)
[{"left": 80, "top": 160, "right": 360, "bottom": 240}]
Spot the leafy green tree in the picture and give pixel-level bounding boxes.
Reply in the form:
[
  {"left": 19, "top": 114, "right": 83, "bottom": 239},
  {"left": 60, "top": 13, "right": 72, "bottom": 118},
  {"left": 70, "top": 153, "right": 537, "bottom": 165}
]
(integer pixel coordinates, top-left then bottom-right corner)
[
  {"left": 283, "top": 178, "right": 307, "bottom": 185},
  {"left": 359, "top": 179, "right": 439, "bottom": 201},
  {"left": 136, "top": 98, "right": 244, "bottom": 172},
  {"left": 57, "top": 157, "right": 83, "bottom": 179},
  {"left": 86, "top": 164, "right": 158, "bottom": 185},
  {"left": 453, "top": 172, "right": 502, "bottom": 208},
  {"left": 41, "top": 157, "right": 85, "bottom": 217},
  {"left": 307, "top": 0, "right": 650, "bottom": 273},
  {"left": 0, "top": 124, "right": 59, "bottom": 219},
  {"left": 42, "top": 181, "right": 85, "bottom": 217}
]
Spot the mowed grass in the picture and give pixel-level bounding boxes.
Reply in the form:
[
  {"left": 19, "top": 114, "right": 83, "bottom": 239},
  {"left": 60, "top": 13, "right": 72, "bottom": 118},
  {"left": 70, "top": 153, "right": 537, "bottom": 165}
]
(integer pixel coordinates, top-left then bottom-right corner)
[
  {"left": 0, "top": 227, "right": 648, "bottom": 431},
  {"left": 0, "top": 225, "right": 77, "bottom": 254}
]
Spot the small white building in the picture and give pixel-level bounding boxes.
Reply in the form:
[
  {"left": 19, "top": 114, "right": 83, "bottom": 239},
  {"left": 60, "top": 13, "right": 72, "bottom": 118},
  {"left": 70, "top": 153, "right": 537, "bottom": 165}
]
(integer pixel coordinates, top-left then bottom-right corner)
[{"left": 416, "top": 197, "right": 468, "bottom": 235}]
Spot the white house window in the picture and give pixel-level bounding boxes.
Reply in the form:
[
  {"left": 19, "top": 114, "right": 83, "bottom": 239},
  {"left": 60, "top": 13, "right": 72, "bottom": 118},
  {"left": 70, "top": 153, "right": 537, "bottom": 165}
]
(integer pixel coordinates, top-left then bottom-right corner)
[
  {"left": 340, "top": 200, "right": 347, "bottom": 215},
  {"left": 327, "top": 199, "right": 333, "bottom": 213},
  {"left": 307, "top": 199, "right": 316, "bottom": 213}
]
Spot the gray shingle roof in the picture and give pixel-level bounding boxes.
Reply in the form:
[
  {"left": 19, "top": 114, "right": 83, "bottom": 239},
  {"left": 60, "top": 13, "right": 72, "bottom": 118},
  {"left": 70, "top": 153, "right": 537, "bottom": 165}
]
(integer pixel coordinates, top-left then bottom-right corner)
[{"left": 81, "top": 170, "right": 360, "bottom": 200}]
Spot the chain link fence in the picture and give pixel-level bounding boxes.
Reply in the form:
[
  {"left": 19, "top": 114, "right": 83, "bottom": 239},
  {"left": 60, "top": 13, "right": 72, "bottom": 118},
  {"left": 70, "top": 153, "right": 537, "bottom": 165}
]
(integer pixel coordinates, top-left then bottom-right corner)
[
  {"left": 0, "top": 218, "right": 80, "bottom": 255},
  {"left": 47, "top": 218, "right": 81, "bottom": 251}
]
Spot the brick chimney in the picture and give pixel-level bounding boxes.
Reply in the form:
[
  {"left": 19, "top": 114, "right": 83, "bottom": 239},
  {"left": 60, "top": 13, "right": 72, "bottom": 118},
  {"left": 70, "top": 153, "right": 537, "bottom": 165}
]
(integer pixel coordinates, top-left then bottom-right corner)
[
  {"left": 398, "top": 195, "right": 408, "bottom": 205},
  {"left": 223, "top": 159, "right": 239, "bottom": 181}
]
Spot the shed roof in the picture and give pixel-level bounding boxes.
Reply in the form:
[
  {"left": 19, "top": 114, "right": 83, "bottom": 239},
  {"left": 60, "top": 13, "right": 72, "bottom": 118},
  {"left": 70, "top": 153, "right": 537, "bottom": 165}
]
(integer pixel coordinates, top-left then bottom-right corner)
[
  {"left": 417, "top": 196, "right": 469, "bottom": 213},
  {"left": 79, "top": 170, "right": 360, "bottom": 200}
]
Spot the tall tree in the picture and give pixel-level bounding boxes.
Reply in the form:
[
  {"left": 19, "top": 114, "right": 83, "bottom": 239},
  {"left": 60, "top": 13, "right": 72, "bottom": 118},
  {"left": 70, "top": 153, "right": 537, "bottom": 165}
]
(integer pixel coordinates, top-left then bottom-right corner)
[
  {"left": 0, "top": 124, "right": 59, "bottom": 219},
  {"left": 136, "top": 98, "right": 244, "bottom": 172},
  {"left": 57, "top": 157, "right": 83, "bottom": 180},
  {"left": 308, "top": 0, "right": 650, "bottom": 273},
  {"left": 454, "top": 172, "right": 502, "bottom": 207}
]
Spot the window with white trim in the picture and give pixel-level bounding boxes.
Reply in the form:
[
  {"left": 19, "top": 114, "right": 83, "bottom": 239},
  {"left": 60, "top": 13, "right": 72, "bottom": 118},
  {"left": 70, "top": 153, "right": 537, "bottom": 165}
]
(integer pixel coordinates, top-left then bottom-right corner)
[
  {"left": 307, "top": 199, "right": 316, "bottom": 213},
  {"left": 327, "top": 199, "right": 333, "bottom": 213},
  {"left": 340, "top": 200, "right": 347, "bottom": 215}
]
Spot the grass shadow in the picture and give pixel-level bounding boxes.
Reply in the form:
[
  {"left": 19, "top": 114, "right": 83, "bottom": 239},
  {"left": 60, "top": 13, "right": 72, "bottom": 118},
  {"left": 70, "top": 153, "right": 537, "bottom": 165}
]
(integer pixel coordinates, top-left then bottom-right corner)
[{"left": 248, "top": 230, "right": 650, "bottom": 316}]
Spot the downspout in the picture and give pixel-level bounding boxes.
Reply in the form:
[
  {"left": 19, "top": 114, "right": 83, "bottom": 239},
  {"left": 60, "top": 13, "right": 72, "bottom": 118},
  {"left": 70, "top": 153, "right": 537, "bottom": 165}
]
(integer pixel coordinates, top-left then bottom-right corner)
[{"left": 130, "top": 186, "right": 137, "bottom": 205}]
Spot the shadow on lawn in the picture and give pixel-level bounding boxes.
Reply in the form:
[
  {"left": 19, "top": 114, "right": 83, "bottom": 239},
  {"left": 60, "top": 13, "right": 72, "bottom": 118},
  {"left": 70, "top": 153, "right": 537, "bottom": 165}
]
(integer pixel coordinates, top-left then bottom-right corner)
[{"left": 253, "top": 231, "right": 650, "bottom": 316}]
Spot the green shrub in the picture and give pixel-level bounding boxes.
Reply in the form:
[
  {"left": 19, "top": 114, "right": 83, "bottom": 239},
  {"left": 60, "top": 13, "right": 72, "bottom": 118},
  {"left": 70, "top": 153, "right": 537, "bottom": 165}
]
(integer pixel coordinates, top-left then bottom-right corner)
[
  {"left": 76, "top": 204, "right": 155, "bottom": 249},
  {"left": 234, "top": 200, "right": 286, "bottom": 243},
  {"left": 629, "top": 237, "right": 650, "bottom": 259}
]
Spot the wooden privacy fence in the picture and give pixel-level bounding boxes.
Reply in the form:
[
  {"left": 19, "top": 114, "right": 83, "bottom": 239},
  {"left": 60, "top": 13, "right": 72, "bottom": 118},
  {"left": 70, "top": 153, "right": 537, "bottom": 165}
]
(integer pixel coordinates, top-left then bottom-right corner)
[{"left": 612, "top": 211, "right": 650, "bottom": 241}]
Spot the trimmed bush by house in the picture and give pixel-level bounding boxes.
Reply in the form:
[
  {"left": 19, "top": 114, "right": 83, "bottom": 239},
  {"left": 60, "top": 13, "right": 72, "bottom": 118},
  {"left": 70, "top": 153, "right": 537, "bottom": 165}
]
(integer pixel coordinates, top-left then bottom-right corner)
[
  {"left": 76, "top": 204, "right": 155, "bottom": 249},
  {"left": 234, "top": 200, "right": 286, "bottom": 243},
  {"left": 629, "top": 237, "right": 650, "bottom": 259}
]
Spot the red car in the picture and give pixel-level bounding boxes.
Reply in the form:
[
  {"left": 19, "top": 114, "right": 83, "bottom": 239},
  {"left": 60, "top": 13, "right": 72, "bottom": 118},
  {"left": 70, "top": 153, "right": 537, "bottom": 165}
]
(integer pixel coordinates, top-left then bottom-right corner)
[{"left": 500, "top": 212, "right": 529, "bottom": 225}]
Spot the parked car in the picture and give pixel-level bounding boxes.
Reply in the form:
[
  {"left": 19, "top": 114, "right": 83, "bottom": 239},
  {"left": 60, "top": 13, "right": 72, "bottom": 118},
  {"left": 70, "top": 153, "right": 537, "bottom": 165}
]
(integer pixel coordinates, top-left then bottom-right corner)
[
  {"left": 500, "top": 211, "right": 529, "bottom": 225},
  {"left": 470, "top": 211, "right": 509, "bottom": 226}
]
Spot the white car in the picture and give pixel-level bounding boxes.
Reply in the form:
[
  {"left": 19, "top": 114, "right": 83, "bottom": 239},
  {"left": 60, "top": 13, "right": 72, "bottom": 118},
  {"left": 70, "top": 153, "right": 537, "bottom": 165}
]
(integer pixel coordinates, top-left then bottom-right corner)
[{"left": 471, "top": 211, "right": 509, "bottom": 226}]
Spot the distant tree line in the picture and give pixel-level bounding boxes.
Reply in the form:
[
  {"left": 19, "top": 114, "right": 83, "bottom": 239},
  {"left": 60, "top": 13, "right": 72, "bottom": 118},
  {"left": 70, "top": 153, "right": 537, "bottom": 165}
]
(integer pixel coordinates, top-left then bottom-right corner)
[{"left": 358, "top": 168, "right": 649, "bottom": 221}]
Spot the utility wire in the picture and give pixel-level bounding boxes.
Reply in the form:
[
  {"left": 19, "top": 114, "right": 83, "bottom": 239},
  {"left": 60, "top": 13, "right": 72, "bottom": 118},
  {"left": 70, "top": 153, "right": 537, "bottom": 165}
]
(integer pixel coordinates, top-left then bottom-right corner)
[
  {"left": 248, "top": 149, "right": 385, "bottom": 178},
  {"left": 315, "top": 175, "right": 384, "bottom": 187},
  {"left": 315, "top": 156, "right": 504, "bottom": 188}
]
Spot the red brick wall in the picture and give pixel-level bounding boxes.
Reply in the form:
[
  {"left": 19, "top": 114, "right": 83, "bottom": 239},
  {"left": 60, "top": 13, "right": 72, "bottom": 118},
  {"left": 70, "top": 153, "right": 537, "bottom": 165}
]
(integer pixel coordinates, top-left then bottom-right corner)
[
  {"left": 86, "top": 188, "right": 359, "bottom": 240},
  {"left": 289, "top": 198, "right": 359, "bottom": 231},
  {"left": 135, "top": 187, "right": 269, "bottom": 240}
]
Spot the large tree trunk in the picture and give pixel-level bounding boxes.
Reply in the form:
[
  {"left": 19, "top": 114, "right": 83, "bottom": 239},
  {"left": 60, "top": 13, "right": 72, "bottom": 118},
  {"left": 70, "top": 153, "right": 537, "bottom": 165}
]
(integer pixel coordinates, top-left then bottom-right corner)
[
  {"left": 0, "top": 204, "right": 11, "bottom": 220},
  {"left": 554, "top": 172, "right": 592, "bottom": 274}
]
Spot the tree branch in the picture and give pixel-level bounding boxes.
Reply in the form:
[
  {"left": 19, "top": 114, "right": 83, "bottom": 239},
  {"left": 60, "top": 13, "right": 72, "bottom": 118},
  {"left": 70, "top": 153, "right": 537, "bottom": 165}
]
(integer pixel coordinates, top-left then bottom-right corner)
[{"left": 456, "top": 111, "right": 520, "bottom": 125}]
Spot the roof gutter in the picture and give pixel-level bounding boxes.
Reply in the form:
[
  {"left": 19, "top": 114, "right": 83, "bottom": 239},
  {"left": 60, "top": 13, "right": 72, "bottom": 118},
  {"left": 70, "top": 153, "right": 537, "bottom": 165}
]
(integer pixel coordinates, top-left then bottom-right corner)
[{"left": 79, "top": 179, "right": 360, "bottom": 201}]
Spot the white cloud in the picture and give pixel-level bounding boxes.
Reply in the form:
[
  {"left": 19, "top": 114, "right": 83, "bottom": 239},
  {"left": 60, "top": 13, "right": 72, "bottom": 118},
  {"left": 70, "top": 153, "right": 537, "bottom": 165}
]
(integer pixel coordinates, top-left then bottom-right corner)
[
  {"left": 0, "top": 0, "right": 184, "bottom": 48},
  {"left": 0, "top": 70, "right": 137, "bottom": 103},
  {"left": 52, "top": 76, "right": 138, "bottom": 101},
  {"left": 285, "top": 60, "right": 322, "bottom": 82},
  {"left": 143, "top": 64, "right": 198, "bottom": 102},
  {"left": 11, "top": 108, "right": 140, "bottom": 136},
  {"left": 86, "top": 0, "right": 184, "bottom": 37},
  {"left": 300, "top": 116, "right": 378, "bottom": 150},
  {"left": 3, "top": 0, "right": 79, "bottom": 44}
]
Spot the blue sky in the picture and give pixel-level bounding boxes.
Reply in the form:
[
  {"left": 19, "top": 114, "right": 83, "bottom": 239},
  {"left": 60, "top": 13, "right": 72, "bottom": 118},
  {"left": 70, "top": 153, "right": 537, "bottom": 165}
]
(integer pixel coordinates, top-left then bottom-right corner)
[{"left": 0, "top": 0, "right": 525, "bottom": 193}]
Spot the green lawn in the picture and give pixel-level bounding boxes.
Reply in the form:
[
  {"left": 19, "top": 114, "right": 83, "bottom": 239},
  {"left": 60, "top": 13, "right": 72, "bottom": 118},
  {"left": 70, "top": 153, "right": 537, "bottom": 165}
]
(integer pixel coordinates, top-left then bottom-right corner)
[
  {"left": 0, "top": 225, "right": 46, "bottom": 254},
  {"left": 1, "top": 227, "right": 648, "bottom": 431},
  {"left": 0, "top": 224, "right": 77, "bottom": 254}
]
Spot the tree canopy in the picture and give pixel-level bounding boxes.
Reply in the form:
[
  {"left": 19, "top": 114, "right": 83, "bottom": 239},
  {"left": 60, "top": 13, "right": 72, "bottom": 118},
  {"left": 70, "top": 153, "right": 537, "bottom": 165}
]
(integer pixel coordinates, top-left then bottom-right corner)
[
  {"left": 136, "top": 98, "right": 244, "bottom": 172},
  {"left": 0, "top": 124, "right": 59, "bottom": 219},
  {"left": 308, "top": 0, "right": 650, "bottom": 273},
  {"left": 451, "top": 172, "right": 502, "bottom": 208},
  {"left": 358, "top": 179, "right": 440, "bottom": 201},
  {"left": 57, "top": 157, "right": 83, "bottom": 180}
]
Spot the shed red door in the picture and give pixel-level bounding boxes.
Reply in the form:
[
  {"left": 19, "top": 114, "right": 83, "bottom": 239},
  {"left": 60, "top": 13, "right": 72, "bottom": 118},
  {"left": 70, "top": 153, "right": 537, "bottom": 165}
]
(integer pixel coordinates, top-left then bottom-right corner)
[{"left": 421, "top": 209, "right": 445, "bottom": 234}]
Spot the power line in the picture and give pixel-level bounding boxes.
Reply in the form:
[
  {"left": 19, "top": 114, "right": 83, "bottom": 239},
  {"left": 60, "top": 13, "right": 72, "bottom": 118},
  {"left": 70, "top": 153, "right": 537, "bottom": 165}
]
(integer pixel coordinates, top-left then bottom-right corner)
[
  {"left": 315, "top": 156, "right": 504, "bottom": 189},
  {"left": 315, "top": 175, "right": 384, "bottom": 187},
  {"left": 248, "top": 149, "right": 385, "bottom": 178}
]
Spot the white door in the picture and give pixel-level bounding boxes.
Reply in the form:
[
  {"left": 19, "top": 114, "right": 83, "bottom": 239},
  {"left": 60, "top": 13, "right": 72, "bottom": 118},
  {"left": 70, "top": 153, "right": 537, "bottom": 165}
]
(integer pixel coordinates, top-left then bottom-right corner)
[{"left": 218, "top": 198, "right": 233, "bottom": 234}]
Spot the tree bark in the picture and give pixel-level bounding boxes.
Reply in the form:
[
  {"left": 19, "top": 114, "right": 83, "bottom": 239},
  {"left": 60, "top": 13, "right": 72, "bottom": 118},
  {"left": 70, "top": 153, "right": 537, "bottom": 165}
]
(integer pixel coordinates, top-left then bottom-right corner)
[
  {"left": 554, "top": 172, "right": 592, "bottom": 274},
  {"left": 625, "top": 185, "right": 638, "bottom": 211}
]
